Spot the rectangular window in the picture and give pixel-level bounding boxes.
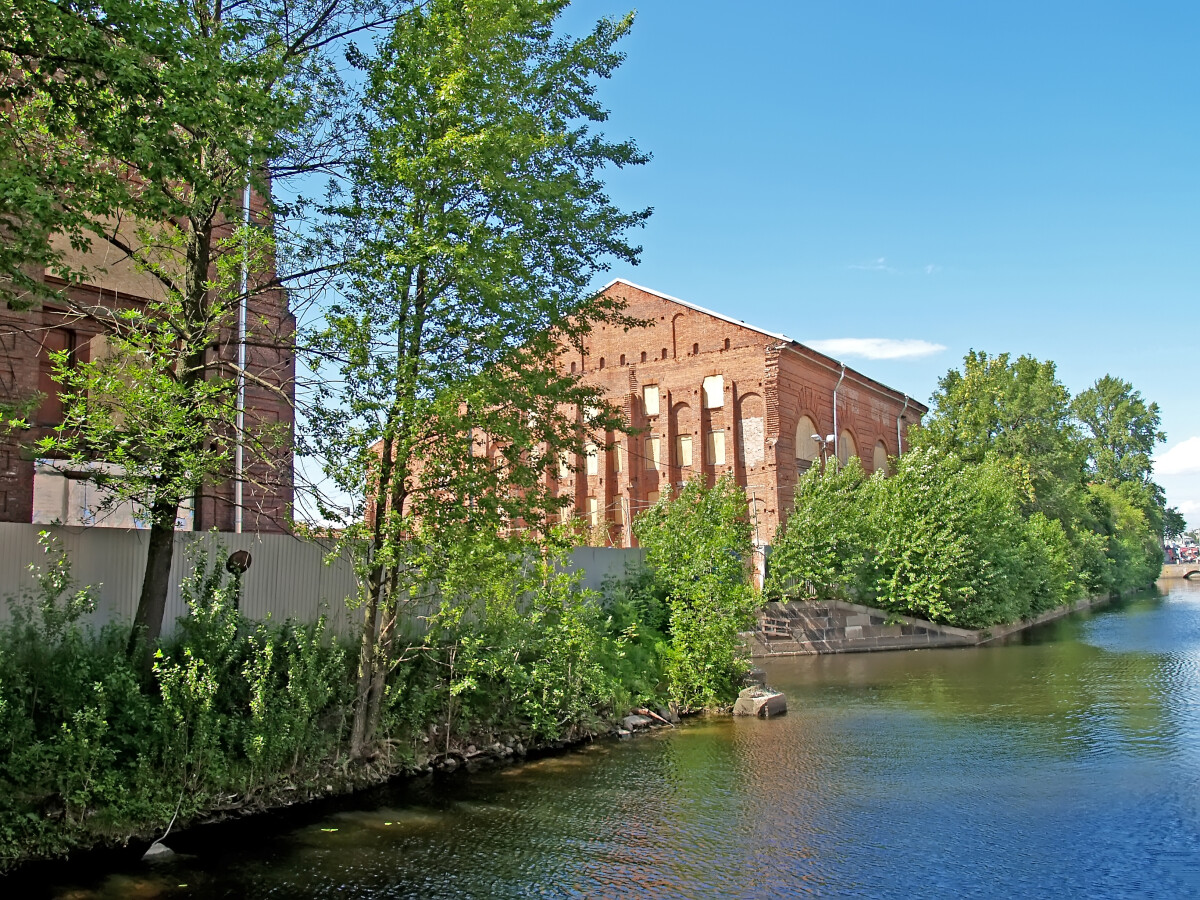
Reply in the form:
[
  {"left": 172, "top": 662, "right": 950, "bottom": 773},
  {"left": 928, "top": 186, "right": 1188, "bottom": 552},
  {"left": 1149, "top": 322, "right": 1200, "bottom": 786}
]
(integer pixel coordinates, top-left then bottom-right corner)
[
  {"left": 557, "top": 451, "right": 570, "bottom": 479},
  {"left": 706, "top": 430, "right": 726, "bottom": 466},
  {"left": 702, "top": 374, "right": 724, "bottom": 409},
  {"left": 645, "top": 436, "right": 660, "bottom": 470},
  {"left": 585, "top": 442, "right": 598, "bottom": 476},
  {"left": 646, "top": 491, "right": 660, "bottom": 506},
  {"left": 613, "top": 442, "right": 624, "bottom": 474},
  {"left": 613, "top": 500, "right": 625, "bottom": 525},
  {"left": 36, "top": 329, "right": 74, "bottom": 426},
  {"left": 642, "top": 384, "right": 660, "bottom": 417},
  {"left": 587, "top": 497, "right": 600, "bottom": 527},
  {"left": 676, "top": 434, "right": 693, "bottom": 467},
  {"left": 560, "top": 504, "right": 572, "bottom": 524}
]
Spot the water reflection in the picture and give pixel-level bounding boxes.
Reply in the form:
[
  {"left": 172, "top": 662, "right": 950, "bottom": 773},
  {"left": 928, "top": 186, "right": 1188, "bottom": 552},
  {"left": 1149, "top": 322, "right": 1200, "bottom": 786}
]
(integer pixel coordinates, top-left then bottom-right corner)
[{"left": 19, "top": 581, "right": 1200, "bottom": 898}]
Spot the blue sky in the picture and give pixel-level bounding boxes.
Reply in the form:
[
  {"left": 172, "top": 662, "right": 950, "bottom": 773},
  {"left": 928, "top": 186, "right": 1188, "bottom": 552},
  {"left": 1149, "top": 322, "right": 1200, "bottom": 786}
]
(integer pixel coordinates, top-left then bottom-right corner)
[{"left": 558, "top": 1, "right": 1200, "bottom": 527}]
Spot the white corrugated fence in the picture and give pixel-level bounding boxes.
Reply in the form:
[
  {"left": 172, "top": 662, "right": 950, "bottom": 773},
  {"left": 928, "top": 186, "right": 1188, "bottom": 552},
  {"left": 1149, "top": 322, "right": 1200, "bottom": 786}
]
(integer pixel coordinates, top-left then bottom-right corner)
[{"left": 0, "top": 523, "right": 645, "bottom": 637}]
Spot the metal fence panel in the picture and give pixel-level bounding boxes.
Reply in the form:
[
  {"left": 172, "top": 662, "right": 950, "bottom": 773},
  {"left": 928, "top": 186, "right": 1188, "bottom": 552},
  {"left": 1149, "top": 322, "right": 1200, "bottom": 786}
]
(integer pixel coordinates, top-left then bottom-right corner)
[{"left": 0, "top": 524, "right": 646, "bottom": 637}]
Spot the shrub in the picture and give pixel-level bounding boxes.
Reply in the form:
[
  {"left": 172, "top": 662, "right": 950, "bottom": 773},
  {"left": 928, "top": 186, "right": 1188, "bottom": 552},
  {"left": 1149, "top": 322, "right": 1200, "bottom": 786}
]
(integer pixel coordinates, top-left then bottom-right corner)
[
  {"left": 633, "top": 476, "right": 758, "bottom": 711},
  {"left": 768, "top": 450, "right": 1083, "bottom": 628}
]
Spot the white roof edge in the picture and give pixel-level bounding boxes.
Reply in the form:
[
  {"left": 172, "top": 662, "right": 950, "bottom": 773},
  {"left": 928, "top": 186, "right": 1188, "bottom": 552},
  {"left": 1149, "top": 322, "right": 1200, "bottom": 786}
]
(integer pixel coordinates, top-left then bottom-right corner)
[
  {"left": 601, "top": 278, "right": 921, "bottom": 408},
  {"left": 602, "top": 278, "right": 793, "bottom": 344}
]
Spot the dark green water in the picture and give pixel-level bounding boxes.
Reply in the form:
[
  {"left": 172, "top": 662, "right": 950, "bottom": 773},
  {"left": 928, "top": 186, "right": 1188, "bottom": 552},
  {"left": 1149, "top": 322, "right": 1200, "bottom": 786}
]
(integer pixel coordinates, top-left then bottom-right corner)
[{"left": 30, "top": 581, "right": 1200, "bottom": 898}]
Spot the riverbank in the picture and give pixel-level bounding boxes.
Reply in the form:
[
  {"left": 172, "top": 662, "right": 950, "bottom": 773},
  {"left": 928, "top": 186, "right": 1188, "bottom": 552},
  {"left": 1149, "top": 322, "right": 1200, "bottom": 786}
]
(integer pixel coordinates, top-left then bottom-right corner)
[
  {"left": 748, "top": 590, "right": 1123, "bottom": 656},
  {"left": 12, "top": 584, "right": 1196, "bottom": 899},
  {"left": 1, "top": 704, "right": 683, "bottom": 885}
]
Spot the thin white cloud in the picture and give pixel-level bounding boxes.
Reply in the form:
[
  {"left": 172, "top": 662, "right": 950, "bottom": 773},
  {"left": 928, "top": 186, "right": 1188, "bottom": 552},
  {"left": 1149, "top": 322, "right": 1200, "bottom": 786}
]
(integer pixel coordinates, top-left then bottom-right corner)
[
  {"left": 1157, "top": 436, "right": 1200, "bottom": 476},
  {"left": 1178, "top": 499, "right": 1200, "bottom": 516},
  {"left": 848, "top": 257, "right": 896, "bottom": 273},
  {"left": 924, "top": 264, "right": 941, "bottom": 275},
  {"left": 804, "top": 337, "right": 947, "bottom": 361}
]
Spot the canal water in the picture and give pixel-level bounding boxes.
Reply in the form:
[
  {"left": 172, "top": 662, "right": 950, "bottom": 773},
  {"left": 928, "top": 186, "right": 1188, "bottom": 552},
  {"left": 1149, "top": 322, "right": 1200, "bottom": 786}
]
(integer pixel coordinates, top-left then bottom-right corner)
[{"left": 30, "top": 580, "right": 1200, "bottom": 898}]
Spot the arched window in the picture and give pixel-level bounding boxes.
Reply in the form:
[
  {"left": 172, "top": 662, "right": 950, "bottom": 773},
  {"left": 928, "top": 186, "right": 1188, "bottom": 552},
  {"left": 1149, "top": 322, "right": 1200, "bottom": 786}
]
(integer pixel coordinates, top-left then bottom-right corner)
[
  {"left": 620, "top": 354, "right": 626, "bottom": 366},
  {"left": 692, "top": 342, "right": 699, "bottom": 355},
  {"left": 598, "top": 357, "right": 605, "bottom": 369},
  {"left": 661, "top": 347, "right": 668, "bottom": 360},
  {"left": 795, "top": 416, "right": 819, "bottom": 471},
  {"left": 873, "top": 440, "right": 889, "bottom": 475},
  {"left": 570, "top": 361, "right": 576, "bottom": 374},
  {"left": 724, "top": 338, "right": 730, "bottom": 350},
  {"left": 640, "top": 351, "right": 647, "bottom": 363},
  {"left": 837, "top": 430, "right": 858, "bottom": 466}
]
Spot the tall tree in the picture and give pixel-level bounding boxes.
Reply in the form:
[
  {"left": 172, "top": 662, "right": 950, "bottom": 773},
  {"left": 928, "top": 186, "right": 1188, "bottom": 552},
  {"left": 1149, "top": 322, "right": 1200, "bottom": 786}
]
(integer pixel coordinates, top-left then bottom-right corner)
[
  {"left": 306, "top": 0, "right": 649, "bottom": 755},
  {"left": 1071, "top": 375, "right": 1165, "bottom": 486},
  {"left": 915, "top": 350, "right": 1085, "bottom": 525},
  {"left": 0, "top": 0, "right": 395, "bottom": 657}
]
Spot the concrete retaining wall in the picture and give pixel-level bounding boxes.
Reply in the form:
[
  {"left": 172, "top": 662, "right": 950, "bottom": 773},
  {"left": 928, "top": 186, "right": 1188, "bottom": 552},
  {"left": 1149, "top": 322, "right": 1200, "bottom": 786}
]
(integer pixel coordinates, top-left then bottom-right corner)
[{"left": 748, "top": 594, "right": 1116, "bottom": 657}]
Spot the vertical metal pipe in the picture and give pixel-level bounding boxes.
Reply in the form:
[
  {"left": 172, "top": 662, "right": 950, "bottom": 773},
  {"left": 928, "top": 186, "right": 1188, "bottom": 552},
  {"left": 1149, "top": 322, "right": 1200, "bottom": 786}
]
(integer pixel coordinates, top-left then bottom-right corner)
[
  {"left": 234, "top": 176, "right": 250, "bottom": 533},
  {"left": 831, "top": 363, "right": 846, "bottom": 464},
  {"left": 896, "top": 395, "right": 910, "bottom": 457}
]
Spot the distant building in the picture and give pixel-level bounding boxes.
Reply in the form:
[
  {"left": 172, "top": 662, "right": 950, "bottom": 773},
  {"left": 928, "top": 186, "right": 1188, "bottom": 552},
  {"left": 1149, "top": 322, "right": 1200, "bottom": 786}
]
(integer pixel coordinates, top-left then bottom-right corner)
[
  {"left": 555, "top": 280, "right": 927, "bottom": 548},
  {"left": 0, "top": 203, "right": 295, "bottom": 532}
]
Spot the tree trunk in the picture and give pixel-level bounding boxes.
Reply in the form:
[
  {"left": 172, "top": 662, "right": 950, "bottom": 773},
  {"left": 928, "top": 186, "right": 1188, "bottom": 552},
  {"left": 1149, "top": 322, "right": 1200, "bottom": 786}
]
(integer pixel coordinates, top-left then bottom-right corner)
[{"left": 127, "top": 498, "right": 179, "bottom": 669}]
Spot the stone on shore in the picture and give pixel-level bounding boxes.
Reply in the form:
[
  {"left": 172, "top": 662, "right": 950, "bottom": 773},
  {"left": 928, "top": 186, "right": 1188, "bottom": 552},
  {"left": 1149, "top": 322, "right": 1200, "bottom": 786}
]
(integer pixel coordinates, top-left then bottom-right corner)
[{"left": 732, "top": 687, "right": 787, "bottom": 718}]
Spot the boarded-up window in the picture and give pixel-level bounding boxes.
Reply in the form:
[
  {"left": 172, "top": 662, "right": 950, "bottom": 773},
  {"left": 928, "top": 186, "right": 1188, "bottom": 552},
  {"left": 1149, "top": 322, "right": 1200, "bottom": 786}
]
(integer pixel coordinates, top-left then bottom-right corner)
[
  {"left": 36, "top": 329, "right": 74, "bottom": 426},
  {"left": 873, "top": 440, "right": 889, "bottom": 475},
  {"left": 647, "top": 491, "right": 660, "bottom": 506},
  {"left": 837, "top": 430, "right": 857, "bottom": 466},
  {"left": 643, "top": 384, "right": 660, "bottom": 416},
  {"left": 645, "top": 436, "right": 661, "bottom": 470},
  {"left": 560, "top": 504, "right": 572, "bottom": 524},
  {"left": 739, "top": 417, "right": 764, "bottom": 468},
  {"left": 795, "top": 416, "right": 819, "bottom": 464},
  {"left": 706, "top": 430, "right": 726, "bottom": 466},
  {"left": 613, "top": 443, "right": 624, "bottom": 473},
  {"left": 613, "top": 501, "right": 625, "bottom": 525},
  {"left": 558, "top": 451, "right": 570, "bottom": 479},
  {"left": 587, "top": 497, "right": 600, "bottom": 527},
  {"left": 676, "top": 434, "right": 693, "bottom": 467},
  {"left": 702, "top": 375, "right": 724, "bottom": 409},
  {"left": 585, "top": 442, "right": 598, "bottom": 476}
]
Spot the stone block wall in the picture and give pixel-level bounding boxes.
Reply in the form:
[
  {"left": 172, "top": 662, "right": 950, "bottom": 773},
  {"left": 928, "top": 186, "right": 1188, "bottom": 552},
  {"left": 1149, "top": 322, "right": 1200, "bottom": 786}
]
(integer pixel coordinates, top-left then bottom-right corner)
[{"left": 749, "top": 599, "right": 979, "bottom": 656}]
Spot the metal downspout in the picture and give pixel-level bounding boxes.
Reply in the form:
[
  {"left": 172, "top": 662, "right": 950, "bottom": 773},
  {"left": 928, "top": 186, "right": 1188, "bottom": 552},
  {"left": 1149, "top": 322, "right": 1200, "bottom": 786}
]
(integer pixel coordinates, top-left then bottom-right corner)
[
  {"left": 896, "top": 395, "right": 910, "bottom": 456},
  {"left": 831, "top": 363, "right": 846, "bottom": 464},
  {"left": 234, "top": 176, "right": 250, "bottom": 533}
]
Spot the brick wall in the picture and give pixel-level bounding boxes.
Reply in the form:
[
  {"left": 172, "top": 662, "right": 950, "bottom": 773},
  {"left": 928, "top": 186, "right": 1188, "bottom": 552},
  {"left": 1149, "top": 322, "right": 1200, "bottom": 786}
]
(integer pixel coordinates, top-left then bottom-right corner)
[
  {"left": 0, "top": 274, "right": 294, "bottom": 533},
  {"left": 558, "top": 281, "right": 926, "bottom": 547}
]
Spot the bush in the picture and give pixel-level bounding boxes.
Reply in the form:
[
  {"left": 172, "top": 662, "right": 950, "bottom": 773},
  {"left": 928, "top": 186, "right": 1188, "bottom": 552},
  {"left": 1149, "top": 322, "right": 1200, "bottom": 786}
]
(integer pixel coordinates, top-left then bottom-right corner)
[
  {"left": 768, "top": 450, "right": 1083, "bottom": 628},
  {"left": 633, "top": 476, "right": 759, "bottom": 711},
  {"left": 0, "top": 537, "right": 350, "bottom": 869}
]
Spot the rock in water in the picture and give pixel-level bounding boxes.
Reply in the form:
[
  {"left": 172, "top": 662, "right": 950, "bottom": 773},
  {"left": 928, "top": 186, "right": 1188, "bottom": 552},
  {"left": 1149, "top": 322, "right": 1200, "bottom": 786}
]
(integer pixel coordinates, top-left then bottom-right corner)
[
  {"left": 142, "top": 841, "right": 175, "bottom": 861},
  {"left": 732, "top": 687, "right": 787, "bottom": 718},
  {"left": 621, "top": 714, "right": 653, "bottom": 731}
]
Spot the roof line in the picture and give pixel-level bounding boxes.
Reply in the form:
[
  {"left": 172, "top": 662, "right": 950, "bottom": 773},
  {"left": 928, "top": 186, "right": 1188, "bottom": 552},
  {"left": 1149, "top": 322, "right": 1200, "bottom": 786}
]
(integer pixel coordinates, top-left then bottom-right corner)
[
  {"left": 603, "top": 278, "right": 793, "bottom": 344},
  {"left": 602, "top": 277, "right": 927, "bottom": 413}
]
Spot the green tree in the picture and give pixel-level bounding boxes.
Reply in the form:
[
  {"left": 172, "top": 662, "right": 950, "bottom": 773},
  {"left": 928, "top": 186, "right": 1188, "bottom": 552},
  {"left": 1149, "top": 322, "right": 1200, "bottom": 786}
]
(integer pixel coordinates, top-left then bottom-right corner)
[
  {"left": 633, "top": 477, "right": 758, "bottom": 711},
  {"left": 1072, "top": 375, "right": 1165, "bottom": 486},
  {"left": 769, "top": 450, "right": 1077, "bottom": 628},
  {"left": 1163, "top": 506, "right": 1187, "bottom": 541},
  {"left": 0, "top": 0, "right": 388, "bottom": 656},
  {"left": 305, "top": 0, "right": 649, "bottom": 755},
  {"left": 915, "top": 350, "right": 1085, "bottom": 525}
]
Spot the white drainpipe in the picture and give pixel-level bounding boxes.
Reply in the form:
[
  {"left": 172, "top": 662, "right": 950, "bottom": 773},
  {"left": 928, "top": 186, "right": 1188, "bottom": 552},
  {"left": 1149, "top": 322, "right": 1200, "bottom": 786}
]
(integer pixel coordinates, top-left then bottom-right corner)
[
  {"left": 234, "top": 176, "right": 250, "bottom": 534},
  {"left": 896, "top": 395, "right": 910, "bottom": 456},
  {"left": 831, "top": 363, "right": 846, "bottom": 463}
]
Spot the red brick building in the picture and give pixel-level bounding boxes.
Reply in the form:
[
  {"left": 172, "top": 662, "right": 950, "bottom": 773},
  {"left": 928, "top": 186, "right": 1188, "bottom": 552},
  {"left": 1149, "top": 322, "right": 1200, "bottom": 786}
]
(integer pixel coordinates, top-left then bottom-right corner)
[
  {"left": 0, "top": 211, "right": 295, "bottom": 532},
  {"left": 556, "top": 280, "right": 927, "bottom": 548}
]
